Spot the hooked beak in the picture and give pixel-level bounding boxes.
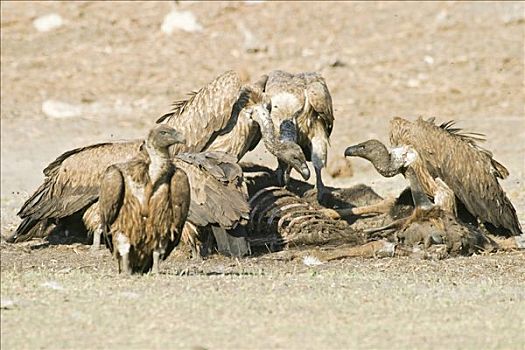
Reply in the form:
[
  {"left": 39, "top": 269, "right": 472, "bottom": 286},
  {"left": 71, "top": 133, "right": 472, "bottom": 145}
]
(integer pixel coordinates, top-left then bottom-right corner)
[
  {"left": 344, "top": 145, "right": 361, "bottom": 157},
  {"left": 171, "top": 130, "right": 186, "bottom": 145},
  {"left": 295, "top": 162, "right": 311, "bottom": 180}
]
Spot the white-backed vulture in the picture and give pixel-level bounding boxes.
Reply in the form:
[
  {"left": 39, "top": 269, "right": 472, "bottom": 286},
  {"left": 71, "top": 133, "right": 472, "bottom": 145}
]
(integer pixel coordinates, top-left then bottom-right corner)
[
  {"left": 343, "top": 117, "right": 522, "bottom": 237},
  {"left": 99, "top": 125, "right": 190, "bottom": 274},
  {"left": 255, "top": 70, "right": 334, "bottom": 202},
  {"left": 158, "top": 71, "right": 310, "bottom": 179}
]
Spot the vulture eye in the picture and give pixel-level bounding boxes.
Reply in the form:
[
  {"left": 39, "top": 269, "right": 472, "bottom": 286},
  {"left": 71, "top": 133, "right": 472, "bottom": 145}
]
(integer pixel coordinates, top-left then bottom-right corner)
[{"left": 160, "top": 131, "right": 168, "bottom": 135}]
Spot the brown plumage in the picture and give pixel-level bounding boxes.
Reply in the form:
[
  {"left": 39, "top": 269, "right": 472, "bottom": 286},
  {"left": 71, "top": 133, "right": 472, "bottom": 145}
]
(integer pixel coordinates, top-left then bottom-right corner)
[
  {"left": 99, "top": 125, "right": 190, "bottom": 274},
  {"left": 255, "top": 70, "right": 334, "bottom": 201},
  {"left": 159, "top": 70, "right": 310, "bottom": 179},
  {"left": 8, "top": 141, "right": 250, "bottom": 250},
  {"left": 344, "top": 117, "right": 522, "bottom": 236}
]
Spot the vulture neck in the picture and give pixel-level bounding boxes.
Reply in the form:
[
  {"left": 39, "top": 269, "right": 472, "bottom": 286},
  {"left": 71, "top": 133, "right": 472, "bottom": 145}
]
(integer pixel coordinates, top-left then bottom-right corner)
[
  {"left": 249, "top": 109, "right": 287, "bottom": 157},
  {"left": 366, "top": 146, "right": 403, "bottom": 178},
  {"left": 144, "top": 142, "right": 171, "bottom": 183}
]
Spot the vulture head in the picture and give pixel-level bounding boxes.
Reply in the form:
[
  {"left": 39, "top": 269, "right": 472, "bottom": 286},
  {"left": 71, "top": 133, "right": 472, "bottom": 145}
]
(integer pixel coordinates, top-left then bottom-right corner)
[
  {"left": 276, "top": 140, "right": 311, "bottom": 180},
  {"left": 243, "top": 88, "right": 310, "bottom": 181},
  {"left": 147, "top": 125, "right": 186, "bottom": 151},
  {"left": 344, "top": 139, "right": 388, "bottom": 160},
  {"left": 344, "top": 139, "right": 402, "bottom": 178}
]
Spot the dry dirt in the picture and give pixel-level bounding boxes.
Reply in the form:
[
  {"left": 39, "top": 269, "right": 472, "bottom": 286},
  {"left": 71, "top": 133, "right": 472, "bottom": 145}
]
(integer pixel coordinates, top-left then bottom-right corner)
[{"left": 1, "top": 2, "right": 524, "bottom": 349}]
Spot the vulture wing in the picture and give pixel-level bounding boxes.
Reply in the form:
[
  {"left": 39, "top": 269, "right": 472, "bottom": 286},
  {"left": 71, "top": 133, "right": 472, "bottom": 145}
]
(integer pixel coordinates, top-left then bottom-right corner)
[
  {"left": 174, "top": 151, "right": 249, "bottom": 229},
  {"left": 157, "top": 70, "right": 245, "bottom": 155},
  {"left": 304, "top": 74, "right": 334, "bottom": 137},
  {"left": 390, "top": 117, "right": 521, "bottom": 236},
  {"left": 163, "top": 167, "right": 192, "bottom": 260},
  {"left": 98, "top": 165, "right": 126, "bottom": 252},
  {"left": 10, "top": 140, "right": 141, "bottom": 242},
  {"left": 170, "top": 168, "right": 191, "bottom": 236}
]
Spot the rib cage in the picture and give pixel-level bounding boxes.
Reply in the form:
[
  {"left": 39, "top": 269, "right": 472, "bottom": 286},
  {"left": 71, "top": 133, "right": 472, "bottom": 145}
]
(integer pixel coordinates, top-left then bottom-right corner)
[{"left": 247, "top": 186, "right": 363, "bottom": 250}]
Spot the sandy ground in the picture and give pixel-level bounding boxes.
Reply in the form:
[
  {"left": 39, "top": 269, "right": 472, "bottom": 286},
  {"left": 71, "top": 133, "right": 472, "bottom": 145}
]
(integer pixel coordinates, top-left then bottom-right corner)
[{"left": 1, "top": 1, "right": 524, "bottom": 349}]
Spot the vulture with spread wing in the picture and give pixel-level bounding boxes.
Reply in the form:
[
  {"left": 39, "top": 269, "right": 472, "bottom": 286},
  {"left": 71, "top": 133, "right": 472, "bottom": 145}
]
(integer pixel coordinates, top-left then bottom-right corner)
[
  {"left": 158, "top": 70, "right": 310, "bottom": 178},
  {"left": 255, "top": 70, "right": 334, "bottom": 202},
  {"left": 99, "top": 125, "right": 190, "bottom": 274},
  {"left": 343, "top": 117, "right": 522, "bottom": 237}
]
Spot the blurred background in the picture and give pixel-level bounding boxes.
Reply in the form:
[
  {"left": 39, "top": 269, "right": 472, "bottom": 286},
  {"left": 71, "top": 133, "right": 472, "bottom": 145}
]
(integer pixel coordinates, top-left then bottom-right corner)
[{"left": 1, "top": 1, "right": 524, "bottom": 228}]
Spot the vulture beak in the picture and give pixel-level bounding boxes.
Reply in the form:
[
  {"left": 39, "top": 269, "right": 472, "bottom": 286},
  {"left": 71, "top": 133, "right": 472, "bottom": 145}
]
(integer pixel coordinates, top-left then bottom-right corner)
[
  {"left": 171, "top": 130, "right": 186, "bottom": 145},
  {"left": 298, "top": 163, "right": 311, "bottom": 180},
  {"left": 344, "top": 145, "right": 362, "bottom": 157}
]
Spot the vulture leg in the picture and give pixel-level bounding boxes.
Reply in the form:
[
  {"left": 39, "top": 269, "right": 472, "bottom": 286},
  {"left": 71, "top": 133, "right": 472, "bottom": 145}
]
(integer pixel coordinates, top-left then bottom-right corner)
[
  {"left": 405, "top": 168, "right": 434, "bottom": 211},
  {"left": 90, "top": 227, "right": 102, "bottom": 251},
  {"left": 306, "top": 132, "right": 330, "bottom": 202},
  {"left": 115, "top": 232, "right": 132, "bottom": 274},
  {"left": 119, "top": 253, "right": 132, "bottom": 275},
  {"left": 152, "top": 251, "right": 161, "bottom": 274}
]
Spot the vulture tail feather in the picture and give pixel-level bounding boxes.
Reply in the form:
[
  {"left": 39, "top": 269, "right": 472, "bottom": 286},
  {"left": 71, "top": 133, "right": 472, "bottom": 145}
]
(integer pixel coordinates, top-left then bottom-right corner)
[
  {"left": 7, "top": 218, "right": 50, "bottom": 243},
  {"left": 17, "top": 181, "right": 51, "bottom": 217}
]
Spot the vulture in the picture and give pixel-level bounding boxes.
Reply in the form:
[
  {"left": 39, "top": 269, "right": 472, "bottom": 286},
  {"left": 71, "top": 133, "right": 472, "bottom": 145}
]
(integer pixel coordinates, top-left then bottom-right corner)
[
  {"left": 343, "top": 117, "right": 522, "bottom": 237},
  {"left": 255, "top": 70, "right": 334, "bottom": 202},
  {"left": 99, "top": 125, "right": 190, "bottom": 274},
  {"left": 158, "top": 71, "right": 310, "bottom": 180},
  {"left": 8, "top": 70, "right": 307, "bottom": 254}
]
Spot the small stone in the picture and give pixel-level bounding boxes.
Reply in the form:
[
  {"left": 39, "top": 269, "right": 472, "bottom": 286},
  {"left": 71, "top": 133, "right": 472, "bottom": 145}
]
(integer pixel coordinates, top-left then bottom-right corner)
[
  {"left": 41, "top": 281, "right": 64, "bottom": 291},
  {"left": 424, "top": 55, "right": 434, "bottom": 65},
  {"left": 120, "top": 291, "right": 140, "bottom": 299},
  {"left": 302, "top": 48, "right": 314, "bottom": 57},
  {"left": 0, "top": 298, "right": 16, "bottom": 310},
  {"left": 33, "top": 14, "right": 63, "bottom": 32},
  {"left": 161, "top": 10, "right": 203, "bottom": 34},
  {"left": 435, "top": 10, "right": 448, "bottom": 23},
  {"left": 42, "top": 100, "right": 82, "bottom": 119},
  {"left": 303, "top": 255, "right": 323, "bottom": 266},
  {"left": 406, "top": 78, "right": 420, "bottom": 88},
  {"left": 417, "top": 73, "right": 429, "bottom": 81}
]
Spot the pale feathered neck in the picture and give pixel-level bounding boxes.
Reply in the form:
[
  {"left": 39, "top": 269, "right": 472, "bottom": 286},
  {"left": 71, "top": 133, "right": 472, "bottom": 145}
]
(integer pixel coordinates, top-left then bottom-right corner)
[{"left": 144, "top": 141, "right": 170, "bottom": 183}]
